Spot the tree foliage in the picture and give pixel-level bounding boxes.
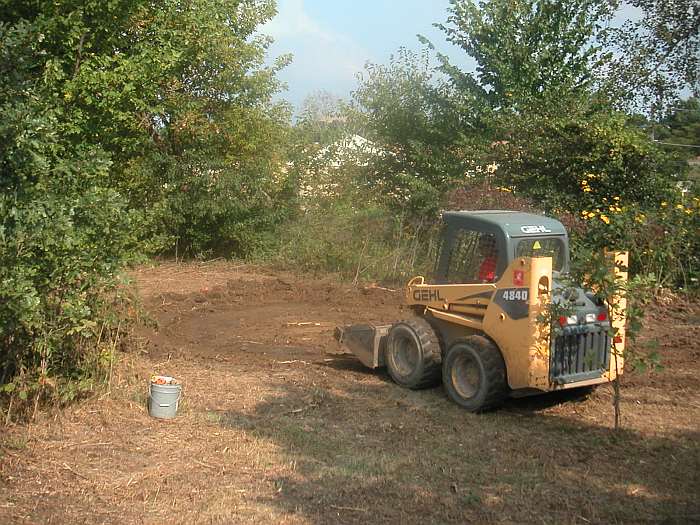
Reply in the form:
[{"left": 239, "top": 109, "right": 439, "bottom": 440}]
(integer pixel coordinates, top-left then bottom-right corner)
[
  {"left": 1, "top": 0, "right": 292, "bottom": 258},
  {"left": 347, "top": 0, "right": 693, "bottom": 293},
  {"left": 0, "top": 0, "right": 291, "bottom": 411},
  {"left": 439, "top": 0, "right": 618, "bottom": 110},
  {"left": 0, "top": 18, "right": 137, "bottom": 405},
  {"left": 488, "top": 99, "right": 679, "bottom": 212},
  {"left": 351, "top": 48, "right": 486, "bottom": 215},
  {"left": 603, "top": 0, "right": 700, "bottom": 115}
]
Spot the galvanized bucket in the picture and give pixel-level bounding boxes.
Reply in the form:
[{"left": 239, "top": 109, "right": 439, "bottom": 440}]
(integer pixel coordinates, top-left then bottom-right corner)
[{"left": 148, "top": 376, "right": 182, "bottom": 419}]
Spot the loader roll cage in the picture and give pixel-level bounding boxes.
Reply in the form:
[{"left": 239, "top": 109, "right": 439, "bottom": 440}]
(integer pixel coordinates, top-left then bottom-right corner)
[{"left": 434, "top": 210, "right": 570, "bottom": 284}]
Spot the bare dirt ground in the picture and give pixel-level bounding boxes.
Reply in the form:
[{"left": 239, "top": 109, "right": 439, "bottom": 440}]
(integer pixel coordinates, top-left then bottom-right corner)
[{"left": 1, "top": 261, "right": 699, "bottom": 524}]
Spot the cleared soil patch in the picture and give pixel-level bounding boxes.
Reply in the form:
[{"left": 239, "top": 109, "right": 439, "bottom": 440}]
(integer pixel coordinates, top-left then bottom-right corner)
[{"left": 1, "top": 261, "right": 699, "bottom": 524}]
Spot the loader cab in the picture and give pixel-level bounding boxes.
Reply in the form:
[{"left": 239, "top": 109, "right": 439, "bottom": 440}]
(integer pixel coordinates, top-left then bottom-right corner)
[{"left": 433, "top": 210, "right": 570, "bottom": 284}]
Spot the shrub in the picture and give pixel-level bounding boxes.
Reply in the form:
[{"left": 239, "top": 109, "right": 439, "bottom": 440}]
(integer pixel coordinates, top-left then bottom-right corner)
[
  {"left": 573, "top": 194, "right": 699, "bottom": 289},
  {"left": 0, "top": 21, "right": 137, "bottom": 417},
  {"left": 274, "top": 196, "right": 439, "bottom": 284}
]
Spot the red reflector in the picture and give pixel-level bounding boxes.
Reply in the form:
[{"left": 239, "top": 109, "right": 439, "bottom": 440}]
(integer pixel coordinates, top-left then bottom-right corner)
[
  {"left": 597, "top": 312, "right": 608, "bottom": 321},
  {"left": 613, "top": 335, "right": 623, "bottom": 344},
  {"left": 558, "top": 316, "right": 567, "bottom": 327},
  {"left": 513, "top": 270, "right": 524, "bottom": 286}
]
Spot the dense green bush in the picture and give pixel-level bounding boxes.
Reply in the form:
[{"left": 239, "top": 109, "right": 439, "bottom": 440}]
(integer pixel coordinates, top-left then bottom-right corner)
[
  {"left": 0, "top": 1, "right": 290, "bottom": 414},
  {"left": 0, "top": 189, "right": 137, "bottom": 407},
  {"left": 571, "top": 195, "right": 699, "bottom": 289},
  {"left": 486, "top": 101, "right": 680, "bottom": 213},
  {"left": 275, "top": 196, "right": 439, "bottom": 283},
  {"left": 0, "top": 20, "right": 137, "bottom": 412}
]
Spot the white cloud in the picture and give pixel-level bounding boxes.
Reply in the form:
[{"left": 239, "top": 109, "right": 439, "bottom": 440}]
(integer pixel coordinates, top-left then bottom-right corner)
[
  {"left": 261, "top": 0, "right": 369, "bottom": 109},
  {"left": 263, "top": 0, "right": 333, "bottom": 42}
]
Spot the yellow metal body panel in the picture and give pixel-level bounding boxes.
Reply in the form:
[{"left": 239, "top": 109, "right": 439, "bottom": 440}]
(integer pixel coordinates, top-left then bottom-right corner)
[
  {"left": 608, "top": 251, "right": 628, "bottom": 380},
  {"left": 483, "top": 257, "right": 552, "bottom": 390}
]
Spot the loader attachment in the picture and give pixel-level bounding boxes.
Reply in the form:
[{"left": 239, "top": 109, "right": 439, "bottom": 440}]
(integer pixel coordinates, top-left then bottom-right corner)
[{"left": 334, "top": 324, "right": 391, "bottom": 369}]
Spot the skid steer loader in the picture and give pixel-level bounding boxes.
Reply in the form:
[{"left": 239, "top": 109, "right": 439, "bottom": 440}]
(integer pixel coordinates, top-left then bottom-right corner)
[{"left": 334, "top": 210, "right": 628, "bottom": 412}]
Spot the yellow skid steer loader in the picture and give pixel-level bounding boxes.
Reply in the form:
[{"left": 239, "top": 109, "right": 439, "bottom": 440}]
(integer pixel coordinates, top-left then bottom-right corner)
[{"left": 335, "top": 211, "right": 627, "bottom": 412}]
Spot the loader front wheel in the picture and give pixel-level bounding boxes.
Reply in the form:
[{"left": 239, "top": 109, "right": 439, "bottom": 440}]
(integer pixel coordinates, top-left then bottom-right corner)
[
  {"left": 385, "top": 318, "right": 442, "bottom": 389},
  {"left": 443, "top": 336, "right": 507, "bottom": 412}
]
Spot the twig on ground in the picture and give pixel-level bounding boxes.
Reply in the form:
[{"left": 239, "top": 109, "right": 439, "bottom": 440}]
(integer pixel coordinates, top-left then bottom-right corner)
[
  {"left": 363, "top": 284, "right": 397, "bottom": 292},
  {"left": 65, "top": 441, "right": 113, "bottom": 448},
  {"left": 199, "top": 257, "right": 224, "bottom": 265},
  {"left": 194, "top": 459, "right": 217, "bottom": 470},
  {"left": 62, "top": 462, "right": 89, "bottom": 480},
  {"left": 331, "top": 505, "right": 368, "bottom": 513}
]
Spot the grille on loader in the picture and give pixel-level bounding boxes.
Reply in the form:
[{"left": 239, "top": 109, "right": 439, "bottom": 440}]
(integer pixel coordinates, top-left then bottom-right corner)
[{"left": 550, "top": 326, "right": 610, "bottom": 384}]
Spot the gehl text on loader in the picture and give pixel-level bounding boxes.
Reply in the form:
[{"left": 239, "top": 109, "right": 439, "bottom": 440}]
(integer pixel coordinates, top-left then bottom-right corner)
[{"left": 335, "top": 210, "right": 628, "bottom": 412}]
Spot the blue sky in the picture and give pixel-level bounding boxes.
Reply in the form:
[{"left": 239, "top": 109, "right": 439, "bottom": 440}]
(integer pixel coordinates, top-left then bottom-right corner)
[{"left": 261, "top": 1, "right": 639, "bottom": 112}]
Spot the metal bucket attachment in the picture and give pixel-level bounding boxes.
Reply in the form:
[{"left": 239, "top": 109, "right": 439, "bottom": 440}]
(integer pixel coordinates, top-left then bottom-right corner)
[{"left": 334, "top": 324, "right": 391, "bottom": 369}]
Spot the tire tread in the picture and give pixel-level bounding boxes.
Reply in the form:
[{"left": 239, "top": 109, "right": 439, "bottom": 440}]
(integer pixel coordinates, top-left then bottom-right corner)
[
  {"left": 445, "top": 335, "right": 508, "bottom": 411},
  {"left": 386, "top": 317, "right": 442, "bottom": 389}
]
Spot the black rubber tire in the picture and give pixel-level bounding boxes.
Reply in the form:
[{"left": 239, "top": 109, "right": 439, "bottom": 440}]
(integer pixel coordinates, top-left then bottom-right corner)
[
  {"left": 442, "top": 336, "right": 508, "bottom": 412},
  {"left": 385, "top": 318, "right": 442, "bottom": 389}
]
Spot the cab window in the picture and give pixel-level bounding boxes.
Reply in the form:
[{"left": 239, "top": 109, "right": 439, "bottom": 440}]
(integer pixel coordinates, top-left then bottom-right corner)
[
  {"left": 516, "top": 238, "right": 564, "bottom": 271},
  {"left": 446, "top": 230, "right": 499, "bottom": 284}
]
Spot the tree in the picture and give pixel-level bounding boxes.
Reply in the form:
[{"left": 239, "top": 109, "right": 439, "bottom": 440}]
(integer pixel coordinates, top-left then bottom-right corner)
[
  {"left": 438, "top": 0, "right": 618, "bottom": 111},
  {"left": 0, "top": 18, "right": 138, "bottom": 409},
  {"left": 0, "top": 0, "right": 292, "bottom": 411},
  {"left": 487, "top": 101, "right": 679, "bottom": 213},
  {"left": 432, "top": 0, "right": 680, "bottom": 212},
  {"left": 603, "top": 0, "right": 700, "bottom": 116},
  {"left": 1, "top": 0, "right": 292, "bottom": 257},
  {"left": 351, "top": 48, "right": 485, "bottom": 215}
]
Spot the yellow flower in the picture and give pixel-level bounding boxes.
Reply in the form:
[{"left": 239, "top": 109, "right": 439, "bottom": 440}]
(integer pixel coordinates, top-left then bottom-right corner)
[
  {"left": 613, "top": 196, "right": 621, "bottom": 201},
  {"left": 661, "top": 202, "right": 667, "bottom": 207},
  {"left": 676, "top": 204, "right": 684, "bottom": 210},
  {"left": 600, "top": 214, "right": 610, "bottom": 224}
]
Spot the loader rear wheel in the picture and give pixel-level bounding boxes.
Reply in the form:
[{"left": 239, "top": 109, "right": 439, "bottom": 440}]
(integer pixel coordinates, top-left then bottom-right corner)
[
  {"left": 385, "top": 318, "right": 442, "bottom": 389},
  {"left": 443, "top": 336, "right": 507, "bottom": 412}
]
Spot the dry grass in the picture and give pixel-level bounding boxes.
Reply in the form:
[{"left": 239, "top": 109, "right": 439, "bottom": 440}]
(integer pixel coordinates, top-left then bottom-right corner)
[{"left": 1, "top": 262, "right": 698, "bottom": 524}]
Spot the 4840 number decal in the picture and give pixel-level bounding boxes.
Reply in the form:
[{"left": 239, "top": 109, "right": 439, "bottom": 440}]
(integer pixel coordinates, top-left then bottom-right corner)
[
  {"left": 500, "top": 288, "right": 529, "bottom": 302},
  {"left": 494, "top": 288, "right": 529, "bottom": 319}
]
